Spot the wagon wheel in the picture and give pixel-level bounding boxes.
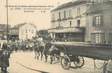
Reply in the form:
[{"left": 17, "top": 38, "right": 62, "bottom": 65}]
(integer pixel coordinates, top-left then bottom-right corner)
[
  {"left": 61, "top": 56, "right": 71, "bottom": 70},
  {"left": 74, "top": 56, "right": 85, "bottom": 68}
]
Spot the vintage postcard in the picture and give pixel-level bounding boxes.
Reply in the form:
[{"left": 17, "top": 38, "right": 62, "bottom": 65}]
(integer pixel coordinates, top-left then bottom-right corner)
[{"left": 0, "top": 0, "right": 112, "bottom": 73}]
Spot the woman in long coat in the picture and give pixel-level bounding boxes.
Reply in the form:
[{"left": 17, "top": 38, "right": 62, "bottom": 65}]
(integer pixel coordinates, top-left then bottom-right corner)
[{"left": 0, "top": 43, "right": 10, "bottom": 73}]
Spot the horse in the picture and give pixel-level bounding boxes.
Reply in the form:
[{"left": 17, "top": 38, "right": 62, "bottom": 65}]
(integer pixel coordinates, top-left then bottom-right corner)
[
  {"left": 42, "top": 43, "right": 51, "bottom": 62},
  {"left": 33, "top": 44, "right": 40, "bottom": 60},
  {"left": 43, "top": 43, "right": 60, "bottom": 64},
  {"left": 34, "top": 40, "right": 60, "bottom": 64},
  {"left": 33, "top": 40, "right": 45, "bottom": 61},
  {"left": 49, "top": 45, "right": 60, "bottom": 64},
  {"left": 38, "top": 45, "right": 45, "bottom": 60}
]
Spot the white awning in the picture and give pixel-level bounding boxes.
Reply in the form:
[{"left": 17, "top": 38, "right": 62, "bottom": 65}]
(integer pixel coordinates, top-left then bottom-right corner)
[{"left": 48, "top": 27, "right": 84, "bottom": 33}]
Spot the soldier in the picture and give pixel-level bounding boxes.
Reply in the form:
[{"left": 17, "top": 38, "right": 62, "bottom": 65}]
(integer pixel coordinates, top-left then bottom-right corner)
[{"left": 0, "top": 43, "right": 10, "bottom": 73}]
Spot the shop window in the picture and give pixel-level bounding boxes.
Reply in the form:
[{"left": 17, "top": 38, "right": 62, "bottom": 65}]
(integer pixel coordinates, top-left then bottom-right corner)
[
  {"left": 91, "top": 33, "right": 105, "bottom": 44},
  {"left": 93, "top": 15, "right": 103, "bottom": 27}
]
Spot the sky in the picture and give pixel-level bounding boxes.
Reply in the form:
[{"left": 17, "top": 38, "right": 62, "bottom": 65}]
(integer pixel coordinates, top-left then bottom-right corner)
[{"left": 0, "top": 0, "right": 73, "bottom": 30}]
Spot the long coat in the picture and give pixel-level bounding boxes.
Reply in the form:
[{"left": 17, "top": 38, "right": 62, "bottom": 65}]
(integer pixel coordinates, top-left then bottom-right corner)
[
  {"left": 0, "top": 50, "right": 10, "bottom": 67},
  {"left": 0, "top": 43, "right": 10, "bottom": 68}
]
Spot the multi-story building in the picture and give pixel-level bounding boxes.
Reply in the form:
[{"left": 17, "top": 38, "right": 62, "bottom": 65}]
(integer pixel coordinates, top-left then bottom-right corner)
[
  {"left": 49, "top": 0, "right": 88, "bottom": 42},
  {"left": 49, "top": 0, "right": 112, "bottom": 44}
]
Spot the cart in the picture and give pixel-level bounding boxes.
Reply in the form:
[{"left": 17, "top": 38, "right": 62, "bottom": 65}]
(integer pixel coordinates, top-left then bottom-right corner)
[{"left": 51, "top": 41, "right": 112, "bottom": 70}]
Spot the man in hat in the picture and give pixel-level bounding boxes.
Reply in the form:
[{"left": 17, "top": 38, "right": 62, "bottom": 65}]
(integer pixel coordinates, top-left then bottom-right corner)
[{"left": 0, "top": 43, "right": 10, "bottom": 73}]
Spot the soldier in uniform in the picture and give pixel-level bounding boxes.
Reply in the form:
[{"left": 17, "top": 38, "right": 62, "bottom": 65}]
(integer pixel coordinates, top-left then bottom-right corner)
[{"left": 0, "top": 43, "right": 10, "bottom": 73}]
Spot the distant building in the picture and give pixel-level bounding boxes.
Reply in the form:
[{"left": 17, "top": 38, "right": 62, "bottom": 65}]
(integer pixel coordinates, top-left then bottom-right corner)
[
  {"left": 0, "top": 24, "right": 11, "bottom": 40},
  {"left": 9, "top": 26, "right": 19, "bottom": 41},
  {"left": 18, "top": 23, "right": 37, "bottom": 41},
  {"left": 9, "top": 23, "right": 37, "bottom": 41}
]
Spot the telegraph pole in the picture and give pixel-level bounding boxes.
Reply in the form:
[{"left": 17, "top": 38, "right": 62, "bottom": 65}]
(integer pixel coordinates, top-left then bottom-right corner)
[{"left": 6, "top": 0, "right": 9, "bottom": 43}]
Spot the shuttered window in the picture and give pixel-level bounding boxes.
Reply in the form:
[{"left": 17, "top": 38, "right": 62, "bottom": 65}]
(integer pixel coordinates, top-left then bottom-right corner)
[
  {"left": 59, "top": 12, "right": 61, "bottom": 19},
  {"left": 77, "top": 7, "right": 80, "bottom": 16},
  {"left": 109, "top": 33, "right": 112, "bottom": 44},
  {"left": 64, "top": 11, "right": 66, "bottom": 19},
  {"left": 68, "top": 9, "right": 72, "bottom": 18}
]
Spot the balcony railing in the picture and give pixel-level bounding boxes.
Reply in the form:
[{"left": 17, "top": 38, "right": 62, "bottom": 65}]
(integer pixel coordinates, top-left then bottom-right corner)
[
  {"left": 57, "top": 18, "right": 61, "bottom": 21},
  {"left": 68, "top": 17, "right": 73, "bottom": 19},
  {"left": 62, "top": 18, "right": 67, "bottom": 20},
  {"left": 51, "top": 20, "right": 56, "bottom": 22}
]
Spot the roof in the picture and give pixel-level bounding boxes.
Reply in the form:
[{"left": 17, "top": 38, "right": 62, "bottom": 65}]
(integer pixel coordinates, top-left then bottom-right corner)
[
  {"left": 51, "top": 0, "right": 87, "bottom": 12},
  {"left": 13, "top": 23, "right": 37, "bottom": 29},
  {"left": 0, "top": 24, "right": 11, "bottom": 32},
  {"left": 86, "top": 1, "right": 112, "bottom": 14},
  {"left": 13, "top": 22, "right": 26, "bottom": 29}
]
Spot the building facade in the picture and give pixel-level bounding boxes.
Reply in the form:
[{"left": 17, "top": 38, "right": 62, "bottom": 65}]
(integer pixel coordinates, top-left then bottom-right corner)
[
  {"left": 18, "top": 23, "right": 37, "bottom": 41},
  {"left": 49, "top": 0, "right": 88, "bottom": 42},
  {"left": 0, "top": 24, "right": 11, "bottom": 40},
  {"left": 49, "top": 0, "right": 112, "bottom": 44},
  {"left": 86, "top": 1, "right": 112, "bottom": 44},
  {"left": 9, "top": 27, "right": 19, "bottom": 41}
]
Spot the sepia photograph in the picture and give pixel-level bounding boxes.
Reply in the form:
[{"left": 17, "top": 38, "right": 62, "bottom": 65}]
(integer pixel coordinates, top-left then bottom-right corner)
[{"left": 0, "top": 0, "right": 112, "bottom": 73}]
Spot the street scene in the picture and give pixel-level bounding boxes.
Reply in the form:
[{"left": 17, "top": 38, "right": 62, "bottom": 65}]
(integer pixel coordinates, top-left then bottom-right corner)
[
  {"left": 9, "top": 51, "right": 103, "bottom": 73},
  {"left": 0, "top": 0, "right": 112, "bottom": 73}
]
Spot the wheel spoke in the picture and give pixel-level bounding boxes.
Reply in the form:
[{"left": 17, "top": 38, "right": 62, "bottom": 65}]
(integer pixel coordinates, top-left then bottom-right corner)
[
  {"left": 74, "top": 56, "right": 85, "bottom": 68},
  {"left": 61, "top": 56, "right": 71, "bottom": 70}
]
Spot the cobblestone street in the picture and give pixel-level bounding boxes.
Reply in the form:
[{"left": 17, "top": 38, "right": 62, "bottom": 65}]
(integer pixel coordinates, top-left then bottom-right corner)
[{"left": 1, "top": 51, "right": 104, "bottom": 73}]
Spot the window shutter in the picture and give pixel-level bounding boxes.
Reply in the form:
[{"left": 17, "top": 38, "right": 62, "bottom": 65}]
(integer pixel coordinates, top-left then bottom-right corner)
[
  {"left": 93, "top": 16, "right": 96, "bottom": 27},
  {"left": 100, "top": 15, "right": 103, "bottom": 26}
]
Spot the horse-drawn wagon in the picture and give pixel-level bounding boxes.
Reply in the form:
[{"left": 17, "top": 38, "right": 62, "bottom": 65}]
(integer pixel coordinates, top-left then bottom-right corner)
[{"left": 51, "top": 41, "right": 112, "bottom": 70}]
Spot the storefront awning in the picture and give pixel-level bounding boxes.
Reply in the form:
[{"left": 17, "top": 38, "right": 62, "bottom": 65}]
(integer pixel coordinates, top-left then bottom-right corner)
[{"left": 48, "top": 27, "right": 85, "bottom": 33}]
